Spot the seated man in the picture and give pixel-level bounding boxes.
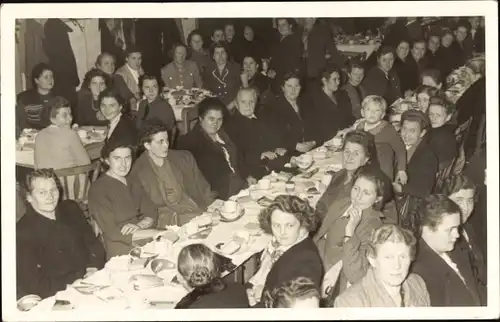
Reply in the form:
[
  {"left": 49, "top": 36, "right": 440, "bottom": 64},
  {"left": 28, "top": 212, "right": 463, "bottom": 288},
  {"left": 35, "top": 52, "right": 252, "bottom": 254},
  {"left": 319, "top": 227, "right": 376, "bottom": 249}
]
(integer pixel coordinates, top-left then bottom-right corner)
[
  {"left": 128, "top": 121, "right": 216, "bottom": 228},
  {"left": 17, "top": 169, "right": 106, "bottom": 300},
  {"left": 411, "top": 194, "right": 484, "bottom": 306}
]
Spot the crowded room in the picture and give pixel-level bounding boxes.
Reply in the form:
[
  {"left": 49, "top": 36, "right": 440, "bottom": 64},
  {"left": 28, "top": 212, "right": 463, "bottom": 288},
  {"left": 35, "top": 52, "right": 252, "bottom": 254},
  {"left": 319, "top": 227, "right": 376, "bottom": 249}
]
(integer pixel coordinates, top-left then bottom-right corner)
[{"left": 13, "top": 15, "right": 488, "bottom": 312}]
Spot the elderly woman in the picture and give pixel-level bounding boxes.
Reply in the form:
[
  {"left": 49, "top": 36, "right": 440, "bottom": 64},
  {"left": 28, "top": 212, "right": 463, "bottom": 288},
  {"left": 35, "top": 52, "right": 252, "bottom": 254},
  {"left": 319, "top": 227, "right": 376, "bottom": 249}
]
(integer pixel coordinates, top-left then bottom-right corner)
[
  {"left": 136, "top": 74, "right": 176, "bottom": 135},
  {"left": 440, "top": 175, "right": 486, "bottom": 304},
  {"left": 333, "top": 224, "right": 431, "bottom": 307},
  {"left": 174, "top": 244, "right": 249, "bottom": 309},
  {"left": 88, "top": 141, "right": 159, "bottom": 259},
  {"left": 187, "top": 29, "right": 212, "bottom": 75},
  {"left": 161, "top": 43, "right": 203, "bottom": 89},
  {"left": 224, "top": 88, "right": 289, "bottom": 180},
  {"left": 75, "top": 68, "right": 111, "bottom": 126},
  {"left": 202, "top": 42, "right": 241, "bottom": 106},
  {"left": 246, "top": 195, "right": 323, "bottom": 307},
  {"left": 99, "top": 88, "right": 138, "bottom": 147},
  {"left": 427, "top": 95, "right": 458, "bottom": 170},
  {"left": 306, "top": 64, "right": 355, "bottom": 146},
  {"left": 393, "top": 39, "right": 420, "bottom": 97},
  {"left": 314, "top": 166, "right": 386, "bottom": 297},
  {"left": 16, "top": 63, "right": 56, "bottom": 131},
  {"left": 16, "top": 169, "right": 106, "bottom": 299},
  {"left": 177, "top": 97, "right": 252, "bottom": 200},
  {"left": 263, "top": 277, "right": 320, "bottom": 308},
  {"left": 361, "top": 46, "right": 402, "bottom": 106},
  {"left": 415, "top": 85, "right": 440, "bottom": 113},
  {"left": 261, "top": 72, "right": 317, "bottom": 156},
  {"left": 114, "top": 46, "right": 145, "bottom": 112}
]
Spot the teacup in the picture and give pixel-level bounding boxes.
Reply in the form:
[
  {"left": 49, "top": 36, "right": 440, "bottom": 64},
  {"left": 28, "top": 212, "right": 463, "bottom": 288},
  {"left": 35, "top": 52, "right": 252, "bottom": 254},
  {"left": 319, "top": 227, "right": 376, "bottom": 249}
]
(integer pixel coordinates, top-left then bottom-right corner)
[
  {"left": 223, "top": 200, "right": 238, "bottom": 214},
  {"left": 285, "top": 182, "right": 295, "bottom": 193},
  {"left": 259, "top": 179, "right": 271, "bottom": 190}
]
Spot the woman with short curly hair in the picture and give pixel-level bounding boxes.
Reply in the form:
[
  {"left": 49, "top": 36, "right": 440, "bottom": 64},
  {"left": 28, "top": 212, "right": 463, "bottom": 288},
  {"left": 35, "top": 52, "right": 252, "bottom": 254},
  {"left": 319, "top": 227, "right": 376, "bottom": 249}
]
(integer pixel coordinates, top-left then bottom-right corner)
[
  {"left": 246, "top": 195, "right": 323, "bottom": 307},
  {"left": 175, "top": 243, "right": 249, "bottom": 309}
]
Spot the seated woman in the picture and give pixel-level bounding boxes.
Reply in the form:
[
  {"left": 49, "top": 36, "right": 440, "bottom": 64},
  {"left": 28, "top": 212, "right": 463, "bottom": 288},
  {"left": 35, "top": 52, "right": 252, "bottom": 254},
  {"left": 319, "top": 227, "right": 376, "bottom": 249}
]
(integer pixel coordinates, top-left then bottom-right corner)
[
  {"left": 34, "top": 96, "right": 91, "bottom": 201},
  {"left": 114, "top": 46, "right": 145, "bottom": 113},
  {"left": 361, "top": 46, "right": 402, "bottom": 106},
  {"left": 16, "top": 63, "right": 56, "bottom": 131},
  {"left": 313, "top": 166, "right": 385, "bottom": 296},
  {"left": 306, "top": 64, "right": 355, "bottom": 146},
  {"left": 177, "top": 97, "right": 251, "bottom": 200},
  {"left": 333, "top": 224, "right": 430, "bottom": 307},
  {"left": 16, "top": 169, "right": 106, "bottom": 299},
  {"left": 240, "top": 54, "right": 271, "bottom": 107},
  {"left": 436, "top": 28, "right": 459, "bottom": 82},
  {"left": 341, "top": 60, "right": 367, "bottom": 119},
  {"left": 34, "top": 96, "right": 90, "bottom": 170},
  {"left": 75, "top": 68, "right": 111, "bottom": 126},
  {"left": 161, "top": 43, "right": 203, "bottom": 89},
  {"left": 263, "top": 277, "right": 321, "bottom": 308},
  {"left": 246, "top": 195, "right": 323, "bottom": 307},
  {"left": 175, "top": 244, "right": 249, "bottom": 309},
  {"left": 427, "top": 95, "right": 458, "bottom": 170},
  {"left": 202, "top": 42, "right": 241, "bottom": 106},
  {"left": 99, "top": 88, "right": 138, "bottom": 147},
  {"left": 261, "top": 72, "right": 317, "bottom": 156},
  {"left": 187, "top": 29, "right": 212, "bottom": 75},
  {"left": 392, "top": 39, "right": 419, "bottom": 97},
  {"left": 316, "top": 130, "right": 394, "bottom": 223},
  {"left": 415, "top": 85, "right": 440, "bottom": 114},
  {"left": 440, "top": 174, "right": 486, "bottom": 305},
  {"left": 136, "top": 74, "right": 176, "bottom": 137},
  {"left": 88, "top": 141, "right": 159, "bottom": 259},
  {"left": 224, "top": 88, "right": 289, "bottom": 180}
]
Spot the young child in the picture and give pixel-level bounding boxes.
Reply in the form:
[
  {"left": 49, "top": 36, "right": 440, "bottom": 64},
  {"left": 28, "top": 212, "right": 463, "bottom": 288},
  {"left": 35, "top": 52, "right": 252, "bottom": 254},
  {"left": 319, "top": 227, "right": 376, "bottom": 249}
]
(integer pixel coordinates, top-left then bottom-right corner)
[
  {"left": 356, "top": 95, "right": 407, "bottom": 184},
  {"left": 427, "top": 95, "right": 457, "bottom": 170}
]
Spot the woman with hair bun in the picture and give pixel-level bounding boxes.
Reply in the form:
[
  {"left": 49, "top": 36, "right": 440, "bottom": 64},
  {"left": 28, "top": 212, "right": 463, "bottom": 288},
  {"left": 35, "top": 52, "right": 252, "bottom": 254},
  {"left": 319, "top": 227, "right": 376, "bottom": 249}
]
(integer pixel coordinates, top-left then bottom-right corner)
[
  {"left": 175, "top": 243, "right": 249, "bottom": 309},
  {"left": 263, "top": 276, "right": 320, "bottom": 308}
]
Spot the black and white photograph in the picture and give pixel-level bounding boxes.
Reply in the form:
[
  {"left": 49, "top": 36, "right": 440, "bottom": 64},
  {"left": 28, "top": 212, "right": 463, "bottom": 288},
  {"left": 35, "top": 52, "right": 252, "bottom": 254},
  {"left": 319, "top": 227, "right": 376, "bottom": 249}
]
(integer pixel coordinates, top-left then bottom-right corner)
[{"left": 1, "top": 2, "right": 498, "bottom": 321}]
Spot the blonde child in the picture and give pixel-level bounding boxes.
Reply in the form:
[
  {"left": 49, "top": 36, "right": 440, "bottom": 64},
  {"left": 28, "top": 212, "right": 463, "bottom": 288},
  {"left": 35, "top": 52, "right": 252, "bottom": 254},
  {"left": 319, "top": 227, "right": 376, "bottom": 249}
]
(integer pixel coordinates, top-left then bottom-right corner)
[{"left": 356, "top": 95, "right": 407, "bottom": 183}]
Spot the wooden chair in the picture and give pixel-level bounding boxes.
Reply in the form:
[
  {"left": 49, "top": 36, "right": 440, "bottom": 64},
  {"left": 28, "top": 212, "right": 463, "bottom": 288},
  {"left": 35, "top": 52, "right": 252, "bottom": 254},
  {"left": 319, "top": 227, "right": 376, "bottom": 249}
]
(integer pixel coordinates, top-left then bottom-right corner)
[{"left": 179, "top": 107, "right": 199, "bottom": 135}]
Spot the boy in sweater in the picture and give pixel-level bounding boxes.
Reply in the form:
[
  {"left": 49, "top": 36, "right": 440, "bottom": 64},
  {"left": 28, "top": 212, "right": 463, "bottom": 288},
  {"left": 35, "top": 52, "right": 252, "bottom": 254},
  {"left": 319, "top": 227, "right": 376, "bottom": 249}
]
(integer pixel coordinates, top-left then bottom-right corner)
[{"left": 357, "top": 95, "right": 408, "bottom": 184}]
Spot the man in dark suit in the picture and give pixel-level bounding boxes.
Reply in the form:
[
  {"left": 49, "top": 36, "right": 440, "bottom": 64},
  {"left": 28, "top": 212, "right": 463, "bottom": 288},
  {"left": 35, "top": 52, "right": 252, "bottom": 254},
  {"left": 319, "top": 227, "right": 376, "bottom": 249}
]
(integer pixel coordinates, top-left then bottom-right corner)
[
  {"left": 464, "top": 17, "right": 485, "bottom": 55},
  {"left": 411, "top": 194, "right": 484, "bottom": 306}
]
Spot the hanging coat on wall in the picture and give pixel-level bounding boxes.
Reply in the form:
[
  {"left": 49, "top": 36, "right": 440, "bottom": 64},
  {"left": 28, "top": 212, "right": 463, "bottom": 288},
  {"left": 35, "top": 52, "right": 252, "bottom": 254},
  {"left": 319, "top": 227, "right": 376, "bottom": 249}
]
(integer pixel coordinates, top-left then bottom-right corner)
[
  {"left": 99, "top": 19, "right": 126, "bottom": 68},
  {"left": 43, "top": 19, "right": 80, "bottom": 89},
  {"left": 24, "top": 19, "right": 49, "bottom": 90}
]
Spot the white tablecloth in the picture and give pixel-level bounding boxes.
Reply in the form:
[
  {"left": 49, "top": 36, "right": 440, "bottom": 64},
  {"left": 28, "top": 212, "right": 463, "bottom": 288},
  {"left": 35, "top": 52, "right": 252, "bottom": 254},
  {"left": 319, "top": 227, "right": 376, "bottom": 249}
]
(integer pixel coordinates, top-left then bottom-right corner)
[
  {"left": 25, "top": 147, "right": 344, "bottom": 312},
  {"left": 337, "top": 44, "right": 378, "bottom": 58}
]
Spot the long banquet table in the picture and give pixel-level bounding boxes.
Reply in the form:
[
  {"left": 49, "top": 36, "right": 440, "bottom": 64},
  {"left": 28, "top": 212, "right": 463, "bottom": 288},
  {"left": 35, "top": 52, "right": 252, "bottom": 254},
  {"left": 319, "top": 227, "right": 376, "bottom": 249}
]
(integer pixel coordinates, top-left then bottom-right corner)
[{"left": 21, "top": 144, "right": 344, "bottom": 313}]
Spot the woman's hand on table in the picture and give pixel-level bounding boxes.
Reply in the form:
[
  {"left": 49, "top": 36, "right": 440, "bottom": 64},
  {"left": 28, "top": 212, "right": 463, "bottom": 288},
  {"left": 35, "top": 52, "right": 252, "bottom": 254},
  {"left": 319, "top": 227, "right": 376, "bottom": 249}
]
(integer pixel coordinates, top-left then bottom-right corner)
[
  {"left": 121, "top": 223, "right": 140, "bottom": 235},
  {"left": 274, "top": 148, "right": 287, "bottom": 156},
  {"left": 344, "top": 207, "right": 363, "bottom": 237},
  {"left": 261, "top": 151, "right": 278, "bottom": 160}
]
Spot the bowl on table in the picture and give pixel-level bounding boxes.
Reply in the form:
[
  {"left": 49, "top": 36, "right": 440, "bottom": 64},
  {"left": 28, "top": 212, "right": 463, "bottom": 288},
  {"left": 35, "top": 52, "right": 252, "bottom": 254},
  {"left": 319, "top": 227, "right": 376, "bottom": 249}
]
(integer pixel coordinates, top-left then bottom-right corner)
[
  {"left": 17, "top": 294, "right": 42, "bottom": 312},
  {"left": 219, "top": 201, "right": 245, "bottom": 222}
]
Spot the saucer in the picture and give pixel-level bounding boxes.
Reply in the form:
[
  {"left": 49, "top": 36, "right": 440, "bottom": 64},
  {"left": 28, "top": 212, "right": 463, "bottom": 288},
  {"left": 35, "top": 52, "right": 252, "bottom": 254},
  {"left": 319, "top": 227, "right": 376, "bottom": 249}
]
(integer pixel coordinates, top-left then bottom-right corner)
[{"left": 220, "top": 208, "right": 245, "bottom": 222}]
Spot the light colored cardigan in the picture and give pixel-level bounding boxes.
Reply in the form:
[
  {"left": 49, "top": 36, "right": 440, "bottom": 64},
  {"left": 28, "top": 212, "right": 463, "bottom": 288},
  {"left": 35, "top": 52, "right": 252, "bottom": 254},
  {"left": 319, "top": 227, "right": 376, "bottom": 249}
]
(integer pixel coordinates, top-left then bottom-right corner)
[
  {"left": 34, "top": 125, "right": 90, "bottom": 170},
  {"left": 334, "top": 268, "right": 431, "bottom": 307}
]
